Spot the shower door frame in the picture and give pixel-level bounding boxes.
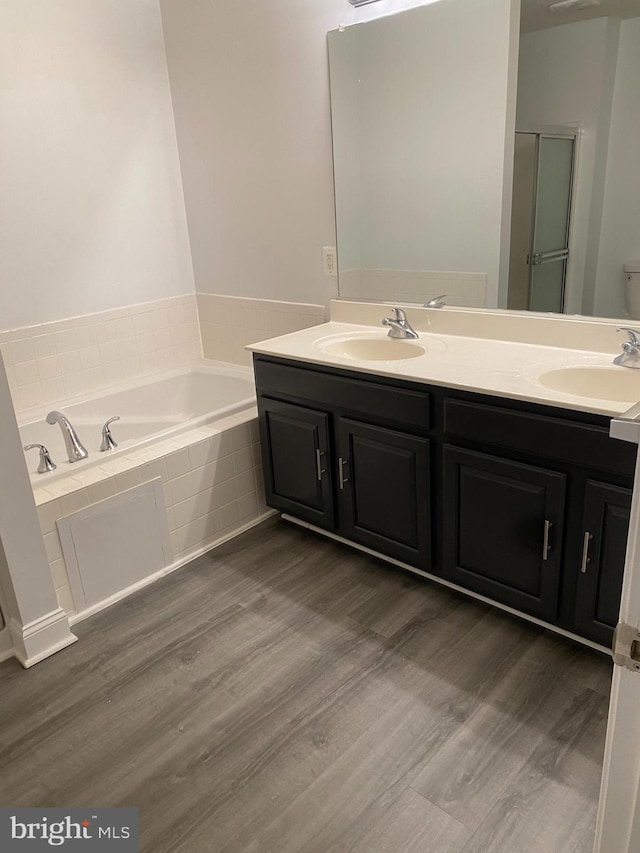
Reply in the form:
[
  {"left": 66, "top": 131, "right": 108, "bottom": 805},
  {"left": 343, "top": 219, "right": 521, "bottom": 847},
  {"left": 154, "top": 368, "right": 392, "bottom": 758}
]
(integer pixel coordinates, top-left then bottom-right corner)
[{"left": 511, "top": 124, "right": 579, "bottom": 314}]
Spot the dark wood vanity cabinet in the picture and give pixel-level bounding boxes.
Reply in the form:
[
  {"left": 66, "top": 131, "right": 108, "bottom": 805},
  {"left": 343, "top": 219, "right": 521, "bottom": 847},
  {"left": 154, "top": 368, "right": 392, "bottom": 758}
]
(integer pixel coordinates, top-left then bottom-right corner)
[
  {"left": 258, "top": 398, "right": 334, "bottom": 529},
  {"left": 258, "top": 396, "right": 431, "bottom": 567},
  {"left": 254, "top": 354, "right": 636, "bottom": 647},
  {"left": 337, "top": 418, "right": 431, "bottom": 568},
  {"left": 255, "top": 357, "right": 433, "bottom": 570},
  {"left": 573, "top": 481, "right": 632, "bottom": 646},
  {"left": 442, "top": 446, "right": 565, "bottom": 622}
]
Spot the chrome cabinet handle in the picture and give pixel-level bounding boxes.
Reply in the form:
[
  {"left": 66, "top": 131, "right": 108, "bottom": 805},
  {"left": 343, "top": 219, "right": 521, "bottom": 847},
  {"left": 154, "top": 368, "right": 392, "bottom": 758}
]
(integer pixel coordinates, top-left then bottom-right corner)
[
  {"left": 581, "top": 531, "right": 593, "bottom": 574},
  {"left": 338, "top": 457, "right": 349, "bottom": 490},
  {"left": 542, "top": 520, "right": 553, "bottom": 561},
  {"left": 315, "top": 448, "right": 326, "bottom": 481}
]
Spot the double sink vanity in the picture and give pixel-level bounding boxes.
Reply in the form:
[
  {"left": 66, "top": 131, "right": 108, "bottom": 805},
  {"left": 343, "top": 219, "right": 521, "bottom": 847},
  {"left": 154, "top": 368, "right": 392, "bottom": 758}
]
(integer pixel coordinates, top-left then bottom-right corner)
[{"left": 249, "top": 301, "right": 640, "bottom": 651}]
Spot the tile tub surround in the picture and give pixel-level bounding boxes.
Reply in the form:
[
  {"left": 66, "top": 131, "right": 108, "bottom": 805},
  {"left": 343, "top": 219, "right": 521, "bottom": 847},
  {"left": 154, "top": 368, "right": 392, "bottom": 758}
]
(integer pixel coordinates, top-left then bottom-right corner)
[
  {"left": 35, "top": 411, "right": 270, "bottom": 620},
  {"left": 19, "top": 361, "right": 255, "bottom": 485},
  {"left": 7, "top": 291, "right": 327, "bottom": 628},
  {"left": 197, "top": 293, "right": 325, "bottom": 366},
  {"left": 0, "top": 294, "right": 202, "bottom": 413},
  {"left": 0, "top": 292, "right": 326, "bottom": 412}
]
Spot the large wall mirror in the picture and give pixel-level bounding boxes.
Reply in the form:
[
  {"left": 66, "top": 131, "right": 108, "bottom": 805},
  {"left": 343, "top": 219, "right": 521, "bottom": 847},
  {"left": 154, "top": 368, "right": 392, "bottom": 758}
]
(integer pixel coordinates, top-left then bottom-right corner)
[{"left": 328, "top": 0, "right": 640, "bottom": 319}]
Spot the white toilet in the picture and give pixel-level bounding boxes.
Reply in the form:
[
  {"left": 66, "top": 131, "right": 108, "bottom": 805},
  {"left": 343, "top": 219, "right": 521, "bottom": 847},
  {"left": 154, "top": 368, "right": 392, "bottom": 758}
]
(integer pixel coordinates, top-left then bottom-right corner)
[{"left": 624, "top": 261, "right": 640, "bottom": 319}]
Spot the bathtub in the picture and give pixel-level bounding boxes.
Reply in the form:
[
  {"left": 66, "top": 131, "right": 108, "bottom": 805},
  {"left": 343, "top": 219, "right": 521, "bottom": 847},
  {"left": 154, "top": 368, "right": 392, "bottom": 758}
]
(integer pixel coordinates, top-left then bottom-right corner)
[{"left": 20, "top": 362, "right": 256, "bottom": 482}]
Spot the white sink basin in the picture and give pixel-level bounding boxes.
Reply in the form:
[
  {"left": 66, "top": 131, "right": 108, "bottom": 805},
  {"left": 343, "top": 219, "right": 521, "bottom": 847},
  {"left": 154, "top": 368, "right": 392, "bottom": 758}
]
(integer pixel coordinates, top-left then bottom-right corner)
[
  {"left": 321, "top": 338, "right": 425, "bottom": 361},
  {"left": 538, "top": 366, "right": 640, "bottom": 403},
  {"left": 316, "top": 332, "right": 446, "bottom": 362}
]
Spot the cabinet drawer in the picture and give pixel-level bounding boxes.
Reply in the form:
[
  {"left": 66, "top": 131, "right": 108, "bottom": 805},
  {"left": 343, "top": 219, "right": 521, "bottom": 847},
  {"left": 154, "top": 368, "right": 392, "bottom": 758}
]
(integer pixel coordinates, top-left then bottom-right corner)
[
  {"left": 444, "top": 399, "right": 634, "bottom": 477},
  {"left": 255, "top": 358, "right": 430, "bottom": 433}
]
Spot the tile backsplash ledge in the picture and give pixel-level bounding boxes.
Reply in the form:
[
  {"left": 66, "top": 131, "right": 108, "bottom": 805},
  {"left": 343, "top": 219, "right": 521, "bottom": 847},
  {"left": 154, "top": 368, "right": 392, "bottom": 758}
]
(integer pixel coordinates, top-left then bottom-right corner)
[
  {"left": 0, "top": 293, "right": 326, "bottom": 412},
  {"left": 197, "top": 293, "right": 325, "bottom": 366}
]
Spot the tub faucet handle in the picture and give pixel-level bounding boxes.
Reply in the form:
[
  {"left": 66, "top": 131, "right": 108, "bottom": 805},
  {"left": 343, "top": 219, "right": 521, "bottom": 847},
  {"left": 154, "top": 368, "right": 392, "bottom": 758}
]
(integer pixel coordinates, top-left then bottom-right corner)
[
  {"left": 23, "top": 443, "right": 57, "bottom": 474},
  {"left": 100, "top": 416, "right": 120, "bottom": 452}
]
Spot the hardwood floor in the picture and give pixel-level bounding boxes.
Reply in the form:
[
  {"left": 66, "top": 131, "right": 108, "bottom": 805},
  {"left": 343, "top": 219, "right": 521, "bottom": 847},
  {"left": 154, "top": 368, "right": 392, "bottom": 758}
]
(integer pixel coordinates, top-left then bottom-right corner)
[{"left": 0, "top": 518, "right": 612, "bottom": 852}]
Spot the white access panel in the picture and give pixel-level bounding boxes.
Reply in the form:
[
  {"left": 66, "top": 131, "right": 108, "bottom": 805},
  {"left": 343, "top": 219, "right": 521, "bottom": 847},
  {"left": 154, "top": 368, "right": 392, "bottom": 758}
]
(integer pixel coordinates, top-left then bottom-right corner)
[{"left": 57, "top": 479, "right": 172, "bottom": 611}]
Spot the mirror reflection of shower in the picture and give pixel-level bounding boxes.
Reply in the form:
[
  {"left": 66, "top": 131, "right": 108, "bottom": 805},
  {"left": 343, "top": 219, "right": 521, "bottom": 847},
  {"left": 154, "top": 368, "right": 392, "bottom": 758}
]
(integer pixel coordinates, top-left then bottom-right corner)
[
  {"left": 328, "top": 0, "right": 640, "bottom": 318},
  {"left": 507, "top": 130, "right": 576, "bottom": 313}
]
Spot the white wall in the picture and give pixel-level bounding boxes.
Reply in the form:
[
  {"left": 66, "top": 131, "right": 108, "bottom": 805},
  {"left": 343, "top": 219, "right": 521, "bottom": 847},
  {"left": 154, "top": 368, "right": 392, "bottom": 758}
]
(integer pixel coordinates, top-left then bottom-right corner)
[
  {"left": 594, "top": 17, "right": 640, "bottom": 319},
  {"left": 329, "top": 0, "right": 516, "bottom": 308},
  {"left": 0, "top": 0, "right": 194, "bottom": 331},
  {"left": 516, "top": 18, "right": 620, "bottom": 315},
  {"left": 160, "top": 0, "right": 456, "bottom": 308}
]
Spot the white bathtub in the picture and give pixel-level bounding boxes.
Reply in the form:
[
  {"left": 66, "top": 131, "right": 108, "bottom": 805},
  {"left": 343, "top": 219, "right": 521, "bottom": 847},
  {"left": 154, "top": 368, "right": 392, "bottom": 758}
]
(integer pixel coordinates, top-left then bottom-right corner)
[{"left": 20, "top": 362, "right": 256, "bottom": 482}]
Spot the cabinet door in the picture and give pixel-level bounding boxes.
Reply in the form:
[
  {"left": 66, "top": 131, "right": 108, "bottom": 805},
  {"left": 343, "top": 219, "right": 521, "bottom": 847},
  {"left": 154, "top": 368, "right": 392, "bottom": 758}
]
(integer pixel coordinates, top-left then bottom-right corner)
[
  {"left": 336, "top": 418, "right": 431, "bottom": 569},
  {"left": 258, "top": 398, "right": 334, "bottom": 529},
  {"left": 574, "top": 481, "right": 631, "bottom": 646},
  {"left": 443, "top": 446, "right": 565, "bottom": 621}
]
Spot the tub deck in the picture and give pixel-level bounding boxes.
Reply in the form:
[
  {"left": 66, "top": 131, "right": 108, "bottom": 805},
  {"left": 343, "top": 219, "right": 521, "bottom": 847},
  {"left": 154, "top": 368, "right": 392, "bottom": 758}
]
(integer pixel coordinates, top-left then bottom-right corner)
[{"left": 20, "top": 361, "right": 255, "bottom": 489}]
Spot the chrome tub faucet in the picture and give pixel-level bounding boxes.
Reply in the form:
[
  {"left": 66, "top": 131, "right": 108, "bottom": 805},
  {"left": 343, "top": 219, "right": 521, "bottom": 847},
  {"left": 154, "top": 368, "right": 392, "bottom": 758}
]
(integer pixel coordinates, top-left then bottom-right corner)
[
  {"left": 46, "top": 410, "right": 88, "bottom": 463},
  {"left": 382, "top": 307, "right": 419, "bottom": 339}
]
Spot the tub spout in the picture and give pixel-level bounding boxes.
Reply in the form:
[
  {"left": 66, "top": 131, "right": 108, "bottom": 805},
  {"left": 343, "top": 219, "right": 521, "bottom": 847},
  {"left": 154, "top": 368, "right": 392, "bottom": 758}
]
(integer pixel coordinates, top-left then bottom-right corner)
[{"left": 46, "top": 410, "right": 88, "bottom": 463}]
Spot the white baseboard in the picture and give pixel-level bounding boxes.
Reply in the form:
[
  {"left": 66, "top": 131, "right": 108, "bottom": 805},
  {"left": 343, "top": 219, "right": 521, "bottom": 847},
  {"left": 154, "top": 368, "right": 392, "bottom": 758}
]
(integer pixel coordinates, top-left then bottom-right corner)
[
  {"left": 281, "top": 514, "right": 610, "bottom": 656},
  {"left": 8, "top": 609, "right": 77, "bottom": 668}
]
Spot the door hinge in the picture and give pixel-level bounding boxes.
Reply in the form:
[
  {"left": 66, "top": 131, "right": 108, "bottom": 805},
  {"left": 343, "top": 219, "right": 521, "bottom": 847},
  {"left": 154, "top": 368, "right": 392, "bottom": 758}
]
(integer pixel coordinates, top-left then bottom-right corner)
[{"left": 612, "top": 623, "right": 640, "bottom": 672}]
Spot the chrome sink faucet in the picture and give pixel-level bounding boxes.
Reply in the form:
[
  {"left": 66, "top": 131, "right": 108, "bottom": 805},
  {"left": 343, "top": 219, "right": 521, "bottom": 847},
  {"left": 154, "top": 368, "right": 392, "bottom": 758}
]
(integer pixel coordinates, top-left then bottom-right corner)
[
  {"left": 46, "top": 411, "right": 89, "bottom": 462},
  {"left": 613, "top": 327, "right": 640, "bottom": 369},
  {"left": 382, "top": 307, "right": 419, "bottom": 339}
]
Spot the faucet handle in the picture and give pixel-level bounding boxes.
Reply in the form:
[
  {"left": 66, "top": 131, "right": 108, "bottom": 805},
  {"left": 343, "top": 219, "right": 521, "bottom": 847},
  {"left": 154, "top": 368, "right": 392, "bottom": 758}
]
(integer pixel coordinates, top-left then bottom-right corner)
[
  {"left": 381, "top": 306, "right": 419, "bottom": 339},
  {"left": 23, "top": 444, "right": 57, "bottom": 474},
  {"left": 100, "top": 416, "right": 120, "bottom": 452},
  {"left": 618, "top": 327, "right": 640, "bottom": 347}
]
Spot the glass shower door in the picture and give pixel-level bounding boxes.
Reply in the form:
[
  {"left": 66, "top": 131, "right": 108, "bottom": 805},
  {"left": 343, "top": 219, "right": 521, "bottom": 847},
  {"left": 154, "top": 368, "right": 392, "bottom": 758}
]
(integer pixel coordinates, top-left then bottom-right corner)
[{"left": 529, "top": 136, "right": 575, "bottom": 313}]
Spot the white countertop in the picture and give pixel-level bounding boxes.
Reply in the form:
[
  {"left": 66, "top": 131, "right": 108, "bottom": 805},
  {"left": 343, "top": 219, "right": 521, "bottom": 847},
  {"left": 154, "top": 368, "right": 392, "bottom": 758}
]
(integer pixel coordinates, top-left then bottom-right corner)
[{"left": 247, "top": 307, "right": 640, "bottom": 420}]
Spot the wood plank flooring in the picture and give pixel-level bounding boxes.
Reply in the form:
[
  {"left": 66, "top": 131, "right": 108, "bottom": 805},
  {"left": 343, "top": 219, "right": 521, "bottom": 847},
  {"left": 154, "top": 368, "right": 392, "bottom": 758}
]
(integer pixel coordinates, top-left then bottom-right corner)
[{"left": 0, "top": 518, "right": 612, "bottom": 852}]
